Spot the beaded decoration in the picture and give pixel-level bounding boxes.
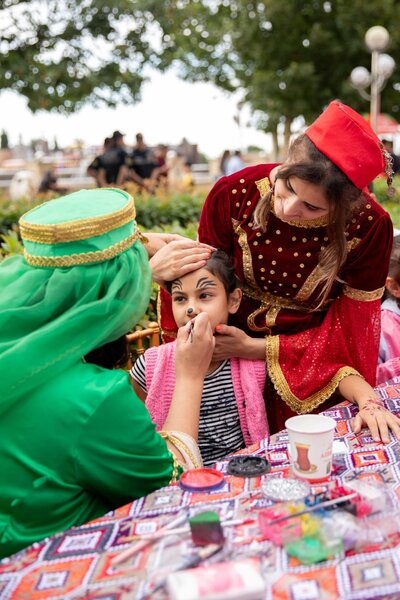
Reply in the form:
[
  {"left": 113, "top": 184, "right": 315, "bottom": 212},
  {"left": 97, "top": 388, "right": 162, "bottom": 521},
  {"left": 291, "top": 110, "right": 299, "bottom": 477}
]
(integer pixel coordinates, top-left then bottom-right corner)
[{"left": 380, "top": 142, "right": 395, "bottom": 196}]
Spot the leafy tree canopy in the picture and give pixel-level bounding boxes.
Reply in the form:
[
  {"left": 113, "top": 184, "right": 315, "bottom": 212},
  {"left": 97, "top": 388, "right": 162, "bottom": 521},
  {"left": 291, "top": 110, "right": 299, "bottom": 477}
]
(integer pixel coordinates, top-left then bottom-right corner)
[
  {"left": 156, "top": 0, "right": 400, "bottom": 145},
  {"left": 0, "top": 0, "right": 172, "bottom": 113},
  {"left": 2, "top": 0, "right": 400, "bottom": 153}
]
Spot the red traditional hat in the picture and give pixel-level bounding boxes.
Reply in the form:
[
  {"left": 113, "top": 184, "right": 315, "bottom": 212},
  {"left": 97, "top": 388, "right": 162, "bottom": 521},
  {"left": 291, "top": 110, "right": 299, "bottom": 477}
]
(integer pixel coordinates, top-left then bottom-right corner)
[{"left": 305, "top": 100, "right": 387, "bottom": 189}]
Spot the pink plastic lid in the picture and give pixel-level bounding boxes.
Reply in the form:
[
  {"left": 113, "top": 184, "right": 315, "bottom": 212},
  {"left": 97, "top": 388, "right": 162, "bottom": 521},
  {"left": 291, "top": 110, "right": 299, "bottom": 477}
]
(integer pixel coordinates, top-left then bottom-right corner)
[{"left": 179, "top": 468, "right": 225, "bottom": 492}]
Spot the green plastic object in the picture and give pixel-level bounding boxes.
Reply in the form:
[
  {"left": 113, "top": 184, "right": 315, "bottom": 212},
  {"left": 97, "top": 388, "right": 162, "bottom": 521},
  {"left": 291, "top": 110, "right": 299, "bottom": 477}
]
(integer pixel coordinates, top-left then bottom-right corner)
[
  {"left": 285, "top": 535, "right": 343, "bottom": 564},
  {"left": 189, "top": 511, "right": 225, "bottom": 546}
]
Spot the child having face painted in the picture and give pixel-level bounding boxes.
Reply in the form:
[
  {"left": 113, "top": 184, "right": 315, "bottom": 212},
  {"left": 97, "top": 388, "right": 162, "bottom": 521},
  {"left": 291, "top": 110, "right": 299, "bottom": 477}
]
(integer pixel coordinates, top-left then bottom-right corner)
[
  {"left": 377, "top": 235, "right": 400, "bottom": 385},
  {"left": 130, "top": 250, "right": 269, "bottom": 466}
]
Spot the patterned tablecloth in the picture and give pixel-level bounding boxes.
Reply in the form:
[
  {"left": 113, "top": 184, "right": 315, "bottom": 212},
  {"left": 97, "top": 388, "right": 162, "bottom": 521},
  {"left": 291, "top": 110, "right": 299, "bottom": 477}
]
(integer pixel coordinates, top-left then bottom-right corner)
[{"left": 1, "top": 384, "right": 400, "bottom": 600}]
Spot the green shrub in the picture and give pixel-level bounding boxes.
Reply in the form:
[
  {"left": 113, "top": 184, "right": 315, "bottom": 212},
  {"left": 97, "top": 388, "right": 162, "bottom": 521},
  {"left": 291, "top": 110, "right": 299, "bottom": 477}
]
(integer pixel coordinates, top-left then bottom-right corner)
[
  {"left": 0, "top": 197, "right": 44, "bottom": 234},
  {"left": 372, "top": 175, "right": 400, "bottom": 229},
  {"left": 0, "top": 190, "right": 206, "bottom": 233},
  {"left": 134, "top": 192, "right": 205, "bottom": 230}
]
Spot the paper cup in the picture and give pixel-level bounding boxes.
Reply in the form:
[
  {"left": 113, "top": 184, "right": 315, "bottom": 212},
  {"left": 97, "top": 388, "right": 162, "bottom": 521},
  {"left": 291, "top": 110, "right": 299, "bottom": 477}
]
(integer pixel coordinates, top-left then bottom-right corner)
[{"left": 285, "top": 415, "right": 336, "bottom": 482}]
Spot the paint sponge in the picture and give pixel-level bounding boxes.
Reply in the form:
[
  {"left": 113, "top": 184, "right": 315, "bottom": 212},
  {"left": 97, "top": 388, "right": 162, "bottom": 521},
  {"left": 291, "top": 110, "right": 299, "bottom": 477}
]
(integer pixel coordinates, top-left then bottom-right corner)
[{"left": 189, "top": 511, "right": 225, "bottom": 546}]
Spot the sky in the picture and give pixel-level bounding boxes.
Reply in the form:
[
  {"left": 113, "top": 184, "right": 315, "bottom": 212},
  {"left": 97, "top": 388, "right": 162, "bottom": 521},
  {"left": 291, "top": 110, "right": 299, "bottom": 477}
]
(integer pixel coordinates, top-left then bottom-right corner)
[{"left": 0, "top": 70, "right": 273, "bottom": 159}]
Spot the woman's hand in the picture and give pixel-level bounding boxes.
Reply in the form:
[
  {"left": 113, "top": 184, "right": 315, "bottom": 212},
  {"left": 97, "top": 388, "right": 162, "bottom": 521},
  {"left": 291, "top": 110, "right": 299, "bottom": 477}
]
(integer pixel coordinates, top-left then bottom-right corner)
[
  {"left": 142, "top": 232, "right": 188, "bottom": 258},
  {"left": 338, "top": 375, "right": 400, "bottom": 444},
  {"left": 351, "top": 397, "right": 400, "bottom": 443},
  {"left": 164, "top": 313, "right": 214, "bottom": 441},
  {"left": 212, "top": 324, "right": 265, "bottom": 361},
  {"left": 149, "top": 238, "right": 213, "bottom": 287},
  {"left": 175, "top": 313, "right": 215, "bottom": 380}
]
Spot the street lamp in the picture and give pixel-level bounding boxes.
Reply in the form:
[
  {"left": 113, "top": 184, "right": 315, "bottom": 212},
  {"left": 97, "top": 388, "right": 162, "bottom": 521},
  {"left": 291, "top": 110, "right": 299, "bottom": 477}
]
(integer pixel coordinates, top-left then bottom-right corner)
[{"left": 350, "top": 25, "right": 395, "bottom": 132}]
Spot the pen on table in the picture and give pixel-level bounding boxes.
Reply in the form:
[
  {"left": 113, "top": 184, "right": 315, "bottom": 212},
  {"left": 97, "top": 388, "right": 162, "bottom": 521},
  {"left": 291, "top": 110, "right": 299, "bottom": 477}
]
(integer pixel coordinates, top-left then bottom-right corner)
[
  {"left": 111, "top": 512, "right": 188, "bottom": 566},
  {"left": 268, "top": 493, "right": 358, "bottom": 525},
  {"left": 118, "top": 517, "right": 255, "bottom": 543},
  {"left": 145, "top": 543, "right": 223, "bottom": 598}
]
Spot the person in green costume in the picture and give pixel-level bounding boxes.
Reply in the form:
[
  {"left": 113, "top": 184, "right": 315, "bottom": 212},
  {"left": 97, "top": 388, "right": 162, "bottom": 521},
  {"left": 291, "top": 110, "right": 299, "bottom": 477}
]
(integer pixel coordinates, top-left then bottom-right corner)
[{"left": 0, "top": 188, "right": 214, "bottom": 559}]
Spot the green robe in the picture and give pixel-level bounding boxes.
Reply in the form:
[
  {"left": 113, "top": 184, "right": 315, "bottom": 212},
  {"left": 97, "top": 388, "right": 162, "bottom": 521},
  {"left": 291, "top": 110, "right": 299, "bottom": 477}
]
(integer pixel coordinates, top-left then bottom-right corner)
[{"left": 0, "top": 361, "right": 174, "bottom": 559}]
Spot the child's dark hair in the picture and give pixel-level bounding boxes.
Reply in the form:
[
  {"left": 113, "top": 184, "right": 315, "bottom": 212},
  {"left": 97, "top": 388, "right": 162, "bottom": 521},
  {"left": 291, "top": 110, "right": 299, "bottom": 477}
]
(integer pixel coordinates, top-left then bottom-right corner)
[
  {"left": 84, "top": 334, "right": 129, "bottom": 370},
  {"left": 166, "top": 249, "right": 239, "bottom": 296}
]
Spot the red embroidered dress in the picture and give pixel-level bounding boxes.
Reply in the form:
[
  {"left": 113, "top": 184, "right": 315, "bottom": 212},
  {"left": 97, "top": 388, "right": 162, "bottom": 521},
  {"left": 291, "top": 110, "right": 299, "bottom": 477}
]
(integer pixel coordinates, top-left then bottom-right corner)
[{"left": 160, "top": 164, "right": 393, "bottom": 433}]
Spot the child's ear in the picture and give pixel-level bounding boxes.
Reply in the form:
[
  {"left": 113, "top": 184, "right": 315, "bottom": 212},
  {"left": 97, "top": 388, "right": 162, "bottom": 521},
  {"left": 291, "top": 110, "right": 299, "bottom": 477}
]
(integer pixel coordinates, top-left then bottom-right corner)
[
  {"left": 386, "top": 276, "right": 400, "bottom": 298},
  {"left": 228, "top": 288, "right": 242, "bottom": 314}
]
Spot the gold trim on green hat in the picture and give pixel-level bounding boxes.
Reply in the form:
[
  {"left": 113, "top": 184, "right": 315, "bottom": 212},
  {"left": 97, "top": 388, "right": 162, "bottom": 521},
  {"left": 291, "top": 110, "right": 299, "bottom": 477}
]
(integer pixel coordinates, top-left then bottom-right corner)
[
  {"left": 20, "top": 195, "right": 136, "bottom": 244},
  {"left": 24, "top": 230, "right": 141, "bottom": 267}
]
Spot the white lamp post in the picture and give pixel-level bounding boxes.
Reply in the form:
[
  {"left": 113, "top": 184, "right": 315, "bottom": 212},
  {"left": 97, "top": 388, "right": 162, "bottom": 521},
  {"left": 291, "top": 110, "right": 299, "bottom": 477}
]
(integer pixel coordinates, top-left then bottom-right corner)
[{"left": 350, "top": 26, "right": 395, "bottom": 132}]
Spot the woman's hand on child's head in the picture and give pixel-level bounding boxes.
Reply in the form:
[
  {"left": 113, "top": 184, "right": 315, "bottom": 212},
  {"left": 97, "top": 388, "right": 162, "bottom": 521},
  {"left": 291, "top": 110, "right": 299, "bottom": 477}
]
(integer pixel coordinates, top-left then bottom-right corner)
[
  {"left": 149, "top": 238, "right": 214, "bottom": 287},
  {"left": 175, "top": 313, "right": 215, "bottom": 379},
  {"left": 213, "top": 324, "right": 265, "bottom": 361},
  {"left": 351, "top": 398, "right": 400, "bottom": 444}
]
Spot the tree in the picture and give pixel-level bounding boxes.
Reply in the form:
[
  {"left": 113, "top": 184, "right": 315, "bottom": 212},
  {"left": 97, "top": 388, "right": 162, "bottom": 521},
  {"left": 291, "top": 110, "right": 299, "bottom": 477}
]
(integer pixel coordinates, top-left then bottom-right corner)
[
  {"left": 155, "top": 0, "right": 400, "bottom": 157},
  {"left": 0, "top": 0, "right": 173, "bottom": 113}
]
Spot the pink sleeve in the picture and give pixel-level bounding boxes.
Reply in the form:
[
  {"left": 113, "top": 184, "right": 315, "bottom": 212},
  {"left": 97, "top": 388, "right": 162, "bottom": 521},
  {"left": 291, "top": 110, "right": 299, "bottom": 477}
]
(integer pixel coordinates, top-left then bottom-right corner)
[{"left": 377, "top": 357, "right": 400, "bottom": 385}]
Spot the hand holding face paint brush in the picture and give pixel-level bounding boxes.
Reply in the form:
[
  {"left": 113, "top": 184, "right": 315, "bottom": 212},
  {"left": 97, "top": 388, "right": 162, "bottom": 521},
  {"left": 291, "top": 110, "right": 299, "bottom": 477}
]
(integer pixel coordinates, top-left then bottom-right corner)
[
  {"left": 175, "top": 313, "right": 215, "bottom": 379},
  {"left": 162, "top": 313, "right": 215, "bottom": 441}
]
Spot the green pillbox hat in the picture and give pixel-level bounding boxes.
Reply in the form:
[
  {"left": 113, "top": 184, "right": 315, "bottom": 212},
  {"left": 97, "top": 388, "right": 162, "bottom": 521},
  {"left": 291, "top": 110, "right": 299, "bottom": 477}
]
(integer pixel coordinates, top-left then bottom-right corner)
[{"left": 19, "top": 188, "right": 142, "bottom": 267}]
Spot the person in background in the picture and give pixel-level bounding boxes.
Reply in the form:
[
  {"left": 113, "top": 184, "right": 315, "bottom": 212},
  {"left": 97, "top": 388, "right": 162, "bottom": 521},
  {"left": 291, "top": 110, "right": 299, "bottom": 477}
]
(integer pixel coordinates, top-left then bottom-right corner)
[
  {"left": 95, "top": 130, "right": 128, "bottom": 187},
  {"left": 131, "top": 250, "right": 268, "bottom": 466},
  {"left": 180, "top": 160, "right": 194, "bottom": 191},
  {"left": 377, "top": 235, "right": 400, "bottom": 384},
  {"left": 86, "top": 137, "right": 113, "bottom": 186},
  {"left": 128, "top": 133, "right": 158, "bottom": 180},
  {"left": 156, "top": 100, "right": 400, "bottom": 444},
  {"left": 38, "top": 168, "right": 68, "bottom": 195},
  {"left": 219, "top": 149, "right": 231, "bottom": 178},
  {"left": 0, "top": 188, "right": 214, "bottom": 558},
  {"left": 225, "top": 150, "right": 245, "bottom": 176}
]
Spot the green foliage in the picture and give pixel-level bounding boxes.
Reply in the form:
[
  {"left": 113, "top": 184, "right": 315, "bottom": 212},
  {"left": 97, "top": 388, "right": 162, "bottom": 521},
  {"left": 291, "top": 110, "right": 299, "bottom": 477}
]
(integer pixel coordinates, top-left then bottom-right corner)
[
  {"left": 0, "top": 228, "right": 24, "bottom": 260},
  {"left": 4, "top": 0, "right": 400, "bottom": 148},
  {"left": 0, "top": 190, "right": 204, "bottom": 236},
  {"left": 157, "top": 0, "right": 400, "bottom": 152},
  {"left": 373, "top": 176, "right": 400, "bottom": 228},
  {"left": 0, "top": 196, "right": 44, "bottom": 234},
  {"left": 134, "top": 191, "right": 204, "bottom": 230},
  {"left": 0, "top": 0, "right": 176, "bottom": 112}
]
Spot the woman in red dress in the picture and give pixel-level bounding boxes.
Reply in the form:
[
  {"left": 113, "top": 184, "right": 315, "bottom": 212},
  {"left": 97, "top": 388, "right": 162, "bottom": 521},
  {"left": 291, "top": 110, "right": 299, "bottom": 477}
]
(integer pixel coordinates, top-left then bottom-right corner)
[{"left": 152, "top": 100, "right": 400, "bottom": 442}]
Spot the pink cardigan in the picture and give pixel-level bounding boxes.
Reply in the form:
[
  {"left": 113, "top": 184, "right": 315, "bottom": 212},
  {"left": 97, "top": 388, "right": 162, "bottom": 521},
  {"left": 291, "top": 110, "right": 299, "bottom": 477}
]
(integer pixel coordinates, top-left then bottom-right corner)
[
  {"left": 377, "top": 299, "right": 400, "bottom": 385},
  {"left": 144, "top": 342, "right": 269, "bottom": 446}
]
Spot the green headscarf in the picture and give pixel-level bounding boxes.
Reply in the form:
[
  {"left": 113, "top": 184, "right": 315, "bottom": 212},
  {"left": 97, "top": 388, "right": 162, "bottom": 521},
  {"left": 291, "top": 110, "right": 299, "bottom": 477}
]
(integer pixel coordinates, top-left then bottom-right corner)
[{"left": 0, "top": 188, "right": 152, "bottom": 414}]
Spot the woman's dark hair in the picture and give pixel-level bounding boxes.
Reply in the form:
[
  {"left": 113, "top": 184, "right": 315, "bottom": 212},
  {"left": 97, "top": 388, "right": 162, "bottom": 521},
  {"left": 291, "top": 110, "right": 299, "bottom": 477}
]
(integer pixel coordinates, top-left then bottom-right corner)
[
  {"left": 166, "top": 249, "right": 239, "bottom": 297},
  {"left": 253, "top": 134, "right": 362, "bottom": 307},
  {"left": 84, "top": 334, "right": 129, "bottom": 370}
]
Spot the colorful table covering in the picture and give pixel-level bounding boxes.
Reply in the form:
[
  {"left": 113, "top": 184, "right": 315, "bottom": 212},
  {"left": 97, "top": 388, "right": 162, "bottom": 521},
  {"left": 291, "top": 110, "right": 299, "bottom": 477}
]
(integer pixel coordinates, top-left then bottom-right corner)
[{"left": 1, "top": 384, "right": 400, "bottom": 600}]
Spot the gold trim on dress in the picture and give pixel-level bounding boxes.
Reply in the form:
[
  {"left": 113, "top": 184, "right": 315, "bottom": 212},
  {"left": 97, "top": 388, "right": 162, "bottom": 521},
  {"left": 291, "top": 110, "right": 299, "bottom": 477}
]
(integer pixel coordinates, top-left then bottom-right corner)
[
  {"left": 24, "top": 230, "right": 140, "bottom": 267},
  {"left": 294, "top": 264, "right": 325, "bottom": 303},
  {"left": 265, "top": 305, "right": 281, "bottom": 328},
  {"left": 270, "top": 195, "right": 329, "bottom": 228},
  {"left": 255, "top": 177, "right": 271, "bottom": 197},
  {"left": 20, "top": 194, "right": 135, "bottom": 244},
  {"left": 232, "top": 219, "right": 258, "bottom": 288},
  {"left": 343, "top": 285, "right": 385, "bottom": 301},
  {"left": 294, "top": 238, "right": 362, "bottom": 302},
  {"left": 242, "top": 282, "right": 326, "bottom": 312},
  {"left": 347, "top": 237, "right": 361, "bottom": 251},
  {"left": 266, "top": 335, "right": 362, "bottom": 413}
]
